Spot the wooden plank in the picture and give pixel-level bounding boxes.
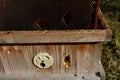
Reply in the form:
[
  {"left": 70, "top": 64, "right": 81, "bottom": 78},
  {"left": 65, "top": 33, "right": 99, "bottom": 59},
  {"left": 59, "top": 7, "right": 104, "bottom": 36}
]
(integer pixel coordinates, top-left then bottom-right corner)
[
  {"left": 80, "top": 44, "right": 94, "bottom": 74},
  {"left": 98, "top": 9, "right": 112, "bottom": 42},
  {"left": 0, "top": 73, "right": 101, "bottom": 80},
  {"left": 0, "top": 43, "right": 105, "bottom": 79},
  {"left": 5, "top": 46, "right": 21, "bottom": 74},
  {"left": 77, "top": 44, "right": 88, "bottom": 74},
  {"left": 76, "top": 45, "right": 83, "bottom": 74},
  {"left": 67, "top": 45, "right": 77, "bottom": 74},
  {"left": 0, "top": 46, "right": 13, "bottom": 75},
  {"left": 0, "top": 60, "right": 104, "bottom": 80},
  {"left": 94, "top": 0, "right": 100, "bottom": 29},
  {"left": 0, "top": 47, "right": 4, "bottom": 75},
  {"left": 14, "top": 46, "right": 28, "bottom": 74},
  {"left": 0, "top": 44, "right": 98, "bottom": 73},
  {"left": 58, "top": 45, "right": 66, "bottom": 74},
  {"left": 22, "top": 46, "right": 35, "bottom": 74},
  {"left": 0, "top": 30, "right": 108, "bottom": 44},
  {"left": 92, "top": 43, "right": 103, "bottom": 60},
  {"left": 50, "top": 45, "right": 58, "bottom": 74}
]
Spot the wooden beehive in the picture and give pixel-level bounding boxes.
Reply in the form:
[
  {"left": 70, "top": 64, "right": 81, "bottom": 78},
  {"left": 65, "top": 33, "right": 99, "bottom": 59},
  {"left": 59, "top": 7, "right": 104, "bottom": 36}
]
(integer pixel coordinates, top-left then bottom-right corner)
[{"left": 0, "top": 0, "right": 112, "bottom": 80}]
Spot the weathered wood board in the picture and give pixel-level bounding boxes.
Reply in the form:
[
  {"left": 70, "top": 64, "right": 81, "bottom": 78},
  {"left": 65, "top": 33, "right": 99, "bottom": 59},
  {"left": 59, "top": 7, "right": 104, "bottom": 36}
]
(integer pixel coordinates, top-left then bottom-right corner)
[
  {"left": 0, "top": 43, "right": 105, "bottom": 80},
  {"left": 0, "top": 29, "right": 111, "bottom": 44}
]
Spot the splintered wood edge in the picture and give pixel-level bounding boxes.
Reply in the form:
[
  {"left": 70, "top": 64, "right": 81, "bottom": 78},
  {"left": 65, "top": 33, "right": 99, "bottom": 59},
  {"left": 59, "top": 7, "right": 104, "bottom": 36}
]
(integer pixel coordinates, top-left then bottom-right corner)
[{"left": 0, "top": 29, "right": 111, "bottom": 44}]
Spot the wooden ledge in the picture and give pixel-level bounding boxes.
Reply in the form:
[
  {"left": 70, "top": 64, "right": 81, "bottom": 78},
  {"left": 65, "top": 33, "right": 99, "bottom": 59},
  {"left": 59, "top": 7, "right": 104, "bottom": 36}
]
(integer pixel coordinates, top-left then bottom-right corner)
[{"left": 0, "top": 29, "right": 111, "bottom": 44}]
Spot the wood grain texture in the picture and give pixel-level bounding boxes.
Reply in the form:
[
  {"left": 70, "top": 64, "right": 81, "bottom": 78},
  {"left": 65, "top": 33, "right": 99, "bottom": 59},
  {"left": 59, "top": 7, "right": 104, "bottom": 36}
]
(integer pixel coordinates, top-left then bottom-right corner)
[
  {"left": 0, "top": 30, "right": 109, "bottom": 44},
  {"left": 0, "top": 73, "right": 101, "bottom": 80},
  {"left": 0, "top": 47, "right": 4, "bottom": 75},
  {"left": 0, "top": 43, "right": 105, "bottom": 80}
]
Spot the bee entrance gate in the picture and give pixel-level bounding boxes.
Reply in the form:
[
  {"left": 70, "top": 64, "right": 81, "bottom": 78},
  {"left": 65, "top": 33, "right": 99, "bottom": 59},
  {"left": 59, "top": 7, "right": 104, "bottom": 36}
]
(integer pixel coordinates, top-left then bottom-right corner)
[{"left": 0, "top": 0, "right": 112, "bottom": 80}]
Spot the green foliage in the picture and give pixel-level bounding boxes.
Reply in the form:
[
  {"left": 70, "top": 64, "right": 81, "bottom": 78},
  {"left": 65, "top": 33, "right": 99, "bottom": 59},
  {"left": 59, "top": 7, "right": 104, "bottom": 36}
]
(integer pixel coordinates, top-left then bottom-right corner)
[
  {"left": 101, "top": 0, "right": 120, "bottom": 79},
  {"left": 101, "top": 0, "right": 120, "bottom": 21},
  {"left": 102, "top": 26, "right": 120, "bottom": 80}
]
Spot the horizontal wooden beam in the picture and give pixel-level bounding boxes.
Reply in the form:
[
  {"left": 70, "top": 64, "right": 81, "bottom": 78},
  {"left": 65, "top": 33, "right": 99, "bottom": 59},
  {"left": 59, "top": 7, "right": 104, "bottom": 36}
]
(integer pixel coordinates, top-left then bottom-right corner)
[{"left": 0, "top": 29, "right": 110, "bottom": 44}]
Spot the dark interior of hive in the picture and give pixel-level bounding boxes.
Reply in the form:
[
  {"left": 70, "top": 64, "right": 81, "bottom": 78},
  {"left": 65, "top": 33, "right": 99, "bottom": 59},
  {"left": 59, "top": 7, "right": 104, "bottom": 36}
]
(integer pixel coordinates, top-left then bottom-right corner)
[{"left": 0, "top": 0, "right": 103, "bottom": 31}]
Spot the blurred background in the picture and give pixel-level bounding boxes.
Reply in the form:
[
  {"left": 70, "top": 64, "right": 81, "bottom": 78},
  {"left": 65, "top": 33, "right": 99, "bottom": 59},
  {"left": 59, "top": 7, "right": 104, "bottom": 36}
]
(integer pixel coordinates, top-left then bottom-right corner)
[{"left": 100, "top": 0, "right": 120, "bottom": 79}]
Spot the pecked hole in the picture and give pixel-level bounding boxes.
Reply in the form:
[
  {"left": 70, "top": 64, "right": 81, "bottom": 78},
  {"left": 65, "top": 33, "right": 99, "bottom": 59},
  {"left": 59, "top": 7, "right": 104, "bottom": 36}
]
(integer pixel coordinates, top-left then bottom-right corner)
[{"left": 63, "top": 55, "right": 71, "bottom": 68}]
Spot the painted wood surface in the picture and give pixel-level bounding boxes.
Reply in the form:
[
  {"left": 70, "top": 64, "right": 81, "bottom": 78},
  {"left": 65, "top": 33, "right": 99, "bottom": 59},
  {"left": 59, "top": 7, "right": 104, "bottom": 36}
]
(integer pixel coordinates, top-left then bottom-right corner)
[{"left": 0, "top": 43, "right": 105, "bottom": 80}]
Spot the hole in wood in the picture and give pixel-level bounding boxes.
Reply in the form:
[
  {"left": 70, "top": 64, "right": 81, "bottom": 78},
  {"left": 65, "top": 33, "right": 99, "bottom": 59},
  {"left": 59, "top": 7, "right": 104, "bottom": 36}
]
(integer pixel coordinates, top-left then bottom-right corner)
[
  {"left": 74, "top": 74, "right": 77, "bottom": 77},
  {"left": 95, "top": 72, "right": 101, "bottom": 77},
  {"left": 40, "top": 62, "right": 46, "bottom": 68},
  {"left": 82, "top": 76, "right": 85, "bottom": 79},
  {"left": 63, "top": 55, "right": 71, "bottom": 68}
]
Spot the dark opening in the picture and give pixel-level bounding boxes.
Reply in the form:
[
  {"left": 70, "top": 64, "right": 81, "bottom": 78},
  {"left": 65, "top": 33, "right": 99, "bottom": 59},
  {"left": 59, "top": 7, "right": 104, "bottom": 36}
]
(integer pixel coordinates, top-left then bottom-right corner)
[
  {"left": 0, "top": 0, "right": 103, "bottom": 31},
  {"left": 40, "top": 62, "right": 46, "bottom": 68},
  {"left": 64, "top": 55, "right": 71, "bottom": 68}
]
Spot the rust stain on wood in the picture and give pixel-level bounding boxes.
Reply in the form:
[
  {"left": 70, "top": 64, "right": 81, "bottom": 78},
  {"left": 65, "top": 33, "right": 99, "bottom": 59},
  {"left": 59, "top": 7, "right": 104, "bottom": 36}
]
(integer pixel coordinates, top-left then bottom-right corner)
[
  {"left": 0, "top": 43, "right": 105, "bottom": 80},
  {"left": 0, "top": 47, "right": 3, "bottom": 53}
]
